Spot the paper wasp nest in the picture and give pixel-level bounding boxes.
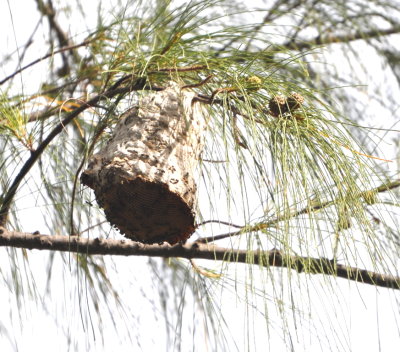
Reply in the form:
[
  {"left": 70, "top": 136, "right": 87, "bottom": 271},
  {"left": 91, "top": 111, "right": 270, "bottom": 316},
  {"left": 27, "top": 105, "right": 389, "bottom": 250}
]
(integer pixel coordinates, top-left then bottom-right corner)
[{"left": 81, "top": 82, "right": 208, "bottom": 244}]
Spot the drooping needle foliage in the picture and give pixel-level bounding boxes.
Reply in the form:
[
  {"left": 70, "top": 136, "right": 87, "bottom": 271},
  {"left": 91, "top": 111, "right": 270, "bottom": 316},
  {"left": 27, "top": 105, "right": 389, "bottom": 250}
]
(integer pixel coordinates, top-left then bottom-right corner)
[{"left": 1, "top": 0, "right": 400, "bottom": 350}]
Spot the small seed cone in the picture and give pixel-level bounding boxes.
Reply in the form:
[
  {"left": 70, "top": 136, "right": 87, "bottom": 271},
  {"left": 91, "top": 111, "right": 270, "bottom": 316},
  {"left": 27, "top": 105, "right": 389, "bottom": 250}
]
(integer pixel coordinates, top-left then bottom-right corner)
[
  {"left": 268, "top": 95, "right": 288, "bottom": 117},
  {"left": 287, "top": 93, "right": 304, "bottom": 111}
]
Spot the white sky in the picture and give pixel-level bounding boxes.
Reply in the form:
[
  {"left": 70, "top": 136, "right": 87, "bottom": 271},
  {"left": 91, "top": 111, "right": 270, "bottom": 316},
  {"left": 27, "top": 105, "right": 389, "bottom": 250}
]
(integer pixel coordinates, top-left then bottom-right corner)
[{"left": 1, "top": 1, "right": 400, "bottom": 351}]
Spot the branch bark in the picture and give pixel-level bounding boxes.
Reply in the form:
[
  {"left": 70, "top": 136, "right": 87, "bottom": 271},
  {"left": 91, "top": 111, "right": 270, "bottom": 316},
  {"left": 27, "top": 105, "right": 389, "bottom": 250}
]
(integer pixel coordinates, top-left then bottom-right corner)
[{"left": 1, "top": 227, "right": 399, "bottom": 290}]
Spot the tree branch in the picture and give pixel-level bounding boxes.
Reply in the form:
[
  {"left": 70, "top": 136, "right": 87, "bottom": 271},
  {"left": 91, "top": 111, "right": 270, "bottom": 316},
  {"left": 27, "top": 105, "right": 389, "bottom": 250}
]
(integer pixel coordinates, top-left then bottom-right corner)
[
  {"left": 283, "top": 25, "right": 400, "bottom": 51},
  {"left": 0, "top": 227, "right": 399, "bottom": 290},
  {"left": 36, "top": 0, "right": 72, "bottom": 48},
  {"left": 36, "top": 0, "right": 77, "bottom": 75}
]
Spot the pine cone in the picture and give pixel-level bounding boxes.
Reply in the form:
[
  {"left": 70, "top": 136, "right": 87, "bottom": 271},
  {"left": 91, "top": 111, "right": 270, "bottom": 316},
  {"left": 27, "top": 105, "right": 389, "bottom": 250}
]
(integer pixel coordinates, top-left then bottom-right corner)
[
  {"left": 245, "top": 76, "right": 262, "bottom": 91},
  {"left": 287, "top": 92, "right": 304, "bottom": 111},
  {"left": 268, "top": 95, "right": 288, "bottom": 117}
]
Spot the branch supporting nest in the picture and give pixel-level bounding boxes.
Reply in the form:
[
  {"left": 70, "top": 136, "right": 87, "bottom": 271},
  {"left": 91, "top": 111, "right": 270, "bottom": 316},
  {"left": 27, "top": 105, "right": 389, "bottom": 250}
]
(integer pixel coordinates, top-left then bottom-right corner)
[{"left": 0, "top": 227, "right": 399, "bottom": 290}]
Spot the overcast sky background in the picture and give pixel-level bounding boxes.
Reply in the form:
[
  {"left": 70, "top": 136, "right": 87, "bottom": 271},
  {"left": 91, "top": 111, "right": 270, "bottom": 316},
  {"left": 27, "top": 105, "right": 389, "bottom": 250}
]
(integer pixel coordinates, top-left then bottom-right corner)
[{"left": 1, "top": 1, "right": 400, "bottom": 351}]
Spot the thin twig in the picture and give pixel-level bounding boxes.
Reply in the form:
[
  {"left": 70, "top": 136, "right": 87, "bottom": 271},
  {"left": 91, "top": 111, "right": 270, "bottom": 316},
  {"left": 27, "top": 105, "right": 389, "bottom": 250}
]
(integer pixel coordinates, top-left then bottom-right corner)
[
  {"left": 36, "top": 0, "right": 73, "bottom": 47},
  {"left": 215, "top": 0, "right": 303, "bottom": 56},
  {"left": 0, "top": 40, "right": 93, "bottom": 86},
  {"left": 244, "top": 0, "right": 304, "bottom": 52},
  {"left": 181, "top": 75, "right": 213, "bottom": 90},
  {"left": 36, "top": 0, "right": 77, "bottom": 74},
  {"left": 193, "top": 92, "right": 266, "bottom": 124},
  {"left": 195, "top": 219, "right": 244, "bottom": 229},
  {"left": 13, "top": 20, "right": 41, "bottom": 72},
  {"left": 282, "top": 25, "right": 400, "bottom": 51},
  {"left": 196, "top": 179, "right": 400, "bottom": 244}
]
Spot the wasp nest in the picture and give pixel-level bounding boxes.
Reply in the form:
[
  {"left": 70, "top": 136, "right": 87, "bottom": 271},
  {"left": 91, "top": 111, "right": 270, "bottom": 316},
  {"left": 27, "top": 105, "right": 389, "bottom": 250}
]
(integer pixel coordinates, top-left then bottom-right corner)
[{"left": 81, "top": 82, "right": 208, "bottom": 244}]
